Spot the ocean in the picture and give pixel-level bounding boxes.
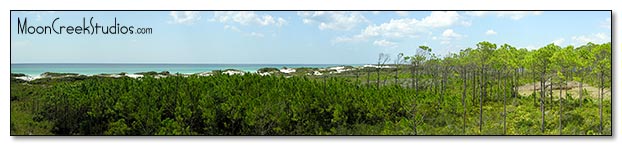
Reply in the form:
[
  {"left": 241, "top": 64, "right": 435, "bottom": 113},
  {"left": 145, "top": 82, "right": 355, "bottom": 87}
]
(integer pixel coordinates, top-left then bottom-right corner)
[{"left": 11, "top": 64, "right": 352, "bottom": 77}]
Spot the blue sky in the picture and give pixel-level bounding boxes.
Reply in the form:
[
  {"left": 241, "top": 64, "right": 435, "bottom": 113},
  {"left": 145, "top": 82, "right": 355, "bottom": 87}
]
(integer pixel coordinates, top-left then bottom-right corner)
[{"left": 10, "top": 11, "right": 611, "bottom": 64}]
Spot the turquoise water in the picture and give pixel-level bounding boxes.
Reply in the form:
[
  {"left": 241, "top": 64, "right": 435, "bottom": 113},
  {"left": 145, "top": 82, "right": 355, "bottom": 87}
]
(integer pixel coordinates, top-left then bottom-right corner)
[{"left": 11, "top": 64, "right": 353, "bottom": 77}]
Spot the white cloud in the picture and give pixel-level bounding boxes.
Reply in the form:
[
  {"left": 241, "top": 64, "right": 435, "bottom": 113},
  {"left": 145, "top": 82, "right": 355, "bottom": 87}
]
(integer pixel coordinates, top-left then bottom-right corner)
[
  {"left": 442, "top": 29, "right": 462, "bottom": 38},
  {"left": 359, "top": 18, "right": 424, "bottom": 38},
  {"left": 372, "top": 11, "right": 381, "bottom": 15},
  {"left": 571, "top": 33, "right": 610, "bottom": 45},
  {"left": 224, "top": 25, "right": 241, "bottom": 32},
  {"left": 396, "top": 11, "right": 409, "bottom": 17},
  {"left": 419, "top": 11, "right": 460, "bottom": 27},
  {"left": 247, "top": 32, "right": 265, "bottom": 37},
  {"left": 373, "top": 40, "right": 397, "bottom": 48},
  {"left": 335, "top": 11, "right": 461, "bottom": 42},
  {"left": 521, "top": 45, "right": 538, "bottom": 50},
  {"left": 466, "top": 11, "right": 542, "bottom": 20},
  {"left": 212, "top": 11, "right": 287, "bottom": 27},
  {"left": 297, "top": 11, "right": 368, "bottom": 31},
  {"left": 169, "top": 11, "right": 201, "bottom": 24},
  {"left": 257, "top": 15, "right": 287, "bottom": 26},
  {"left": 485, "top": 29, "right": 497, "bottom": 35},
  {"left": 552, "top": 38, "right": 565, "bottom": 46},
  {"left": 439, "top": 29, "right": 463, "bottom": 44}
]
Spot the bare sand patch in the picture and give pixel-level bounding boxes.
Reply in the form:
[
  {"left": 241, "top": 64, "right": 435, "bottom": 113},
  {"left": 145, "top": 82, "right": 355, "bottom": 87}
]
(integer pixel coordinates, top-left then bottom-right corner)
[{"left": 517, "top": 81, "right": 610, "bottom": 99}]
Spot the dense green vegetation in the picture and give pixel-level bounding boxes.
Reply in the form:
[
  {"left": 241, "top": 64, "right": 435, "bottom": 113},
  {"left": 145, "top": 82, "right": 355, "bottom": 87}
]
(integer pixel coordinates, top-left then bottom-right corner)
[
  {"left": 41, "top": 72, "right": 79, "bottom": 77},
  {"left": 136, "top": 71, "right": 171, "bottom": 76},
  {"left": 10, "top": 41, "right": 611, "bottom": 135},
  {"left": 257, "top": 67, "right": 280, "bottom": 73}
]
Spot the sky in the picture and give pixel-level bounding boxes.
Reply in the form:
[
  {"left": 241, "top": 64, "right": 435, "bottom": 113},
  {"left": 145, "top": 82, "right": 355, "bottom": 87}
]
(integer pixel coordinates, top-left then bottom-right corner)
[{"left": 10, "top": 11, "right": 611, "bottom": 64}]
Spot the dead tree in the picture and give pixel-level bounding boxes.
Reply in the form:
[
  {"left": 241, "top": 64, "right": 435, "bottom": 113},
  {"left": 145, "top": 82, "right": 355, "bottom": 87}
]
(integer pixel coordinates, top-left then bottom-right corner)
[
  {"left": 377, "top": 53, "right": 391, "bottom": 88},
  {"left": 395, "top": 53, "right": 403, "bottom": 85}
]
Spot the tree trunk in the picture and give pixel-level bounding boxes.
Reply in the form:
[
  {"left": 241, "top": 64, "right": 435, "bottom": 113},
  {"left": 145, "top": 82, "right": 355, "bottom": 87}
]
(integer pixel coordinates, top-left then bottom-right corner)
[
  {"left": 383, "top": 75, "right": 388, "bottom": 86},
  {"left": 473, "top": 66, "right": 477, "bottom": 106},
  {"left": 495, "top": 69, "right": 503, "bottom": 101},
  {"left": 440, "top": 66, "right": 448, "bottom": 126},
  {"left": 550, "top": 74, "right": 553, "bottom": 105},
  {"left": 540, "top": 67, "right": 546, "bottom": 133},
  {"left": 479, "top": 67, "right": 486, "bottom": 134},
  {"left": 395, "top": 65, "right": 399, "bottom": 85},
  {"left": 433, "top": 65, "right": 442, "bottom": 105},
  {"left": 413, "top": 63, "right": 418, "bottom": 135},
  {"left": 533, "top": 69, "right": 537, "bottom": 106},
  {"left": 511, "top": 69, "right": 519, "bottom": 105},
  {"left": 416, "top": 64, "right": 420, "bottom": 95},
  {"left": 599, "top": 71, "right": 603, "bottom": 134},
  {"left": 377, "top": 68, "right": 381, "bottom": 88},
  {"left": 503, "top": 69, "right": 507, "bottom": 135},
  {"left": 355, "top": 71, "right": 360, "bottom": 84},
  {"left": 559, "top": 69, "right": 563, "bottom": 135},
  {"left": 579, "top": 70, "right": 584, "bottom": 107},
  {"left": 462, "top": 68, "right": 467, "bottom": 135},
  {"left": 411, "top": 64, "right": 415, "bottom": 89},
  {"left": 440, "top": 66, "right": 445, "bottom": 109}
]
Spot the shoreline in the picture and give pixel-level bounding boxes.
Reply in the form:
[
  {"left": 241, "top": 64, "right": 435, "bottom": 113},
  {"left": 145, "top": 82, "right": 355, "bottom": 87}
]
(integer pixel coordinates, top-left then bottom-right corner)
[
  {"left": 10, "top": 64, "right": 394, "bottom": 81},
  {"left": 10, "top": 64, "right": 369, "bottom": 77}
]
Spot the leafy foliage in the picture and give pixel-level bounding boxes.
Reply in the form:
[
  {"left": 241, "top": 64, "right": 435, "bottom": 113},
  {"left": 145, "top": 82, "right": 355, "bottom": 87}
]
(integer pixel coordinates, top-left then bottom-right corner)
[{"left": 10, "top": 41, "right": 611, "bottom": 135}]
